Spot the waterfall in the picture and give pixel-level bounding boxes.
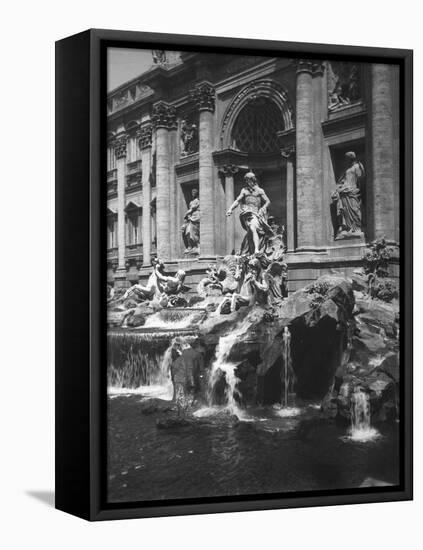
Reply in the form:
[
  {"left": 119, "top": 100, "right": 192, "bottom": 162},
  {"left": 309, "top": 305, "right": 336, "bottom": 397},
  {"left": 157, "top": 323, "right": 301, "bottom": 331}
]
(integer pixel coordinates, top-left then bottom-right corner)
[
  {"left": 207, "top": 318, "right": 252, "bottom": 417},
  {"left": 107, "top": 328, "right": 196, "bottom": 396},
  {"left": 349, "top": 387, "right": 379, "bottom": 442}
]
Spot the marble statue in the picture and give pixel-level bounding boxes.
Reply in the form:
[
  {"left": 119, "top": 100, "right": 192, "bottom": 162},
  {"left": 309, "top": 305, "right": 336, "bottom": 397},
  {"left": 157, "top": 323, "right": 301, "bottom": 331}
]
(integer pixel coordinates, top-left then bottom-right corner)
[
  {"left": 331, "top": 152, "right": 365, "bottom": 239},
  {"left": 119, "top": 258, "right": 166, "bottom": 303},
  {"left": 180, "top": 119, "right": 198, "bottom": 156},
  {"left": 229, "top": 258, "right": 269, "bottom": 310},
  {"left": 181, "top": 188, "right": 200, "bottom": 253},
  {"left": 226, "top": 171, "right": 273, "bottom": 256},
  {"left": 155, "top": 268, "right": 188, "bottom": 307}
]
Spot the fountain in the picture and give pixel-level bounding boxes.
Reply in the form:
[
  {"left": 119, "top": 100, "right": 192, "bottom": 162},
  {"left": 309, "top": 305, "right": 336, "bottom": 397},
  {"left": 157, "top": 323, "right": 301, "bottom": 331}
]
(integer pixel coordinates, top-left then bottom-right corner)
[
  {"left": 273, "top": 326, "right": 302, "bottom": 417},
  {"left": 202, "top": 318, "right": 254, "bottom": 418},
  {"left": 349, "top": 387, "right": 380, "bottom": 442}
]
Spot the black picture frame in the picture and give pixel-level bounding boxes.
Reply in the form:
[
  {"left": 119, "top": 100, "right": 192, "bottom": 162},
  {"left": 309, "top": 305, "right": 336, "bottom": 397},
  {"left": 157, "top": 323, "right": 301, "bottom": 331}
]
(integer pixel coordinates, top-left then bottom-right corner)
[{"left": 55, "top": 28, "right": 413, "bottom": 521}]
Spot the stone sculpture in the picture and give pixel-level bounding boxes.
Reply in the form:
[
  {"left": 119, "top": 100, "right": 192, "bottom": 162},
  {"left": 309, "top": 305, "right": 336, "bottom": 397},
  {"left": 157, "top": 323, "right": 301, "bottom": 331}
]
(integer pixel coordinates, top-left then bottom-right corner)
[
  {"left": 180, "top": 119, "right": 198, "bottom": 157},
  {"left": 181, "top": 188, "right": 200, "bottom": 254},
  {"left": 331, "top": 151, "right": 365, "bottom": 239},
  {"left": 226, "top": 171, "right": 273, "bottom": 256}
]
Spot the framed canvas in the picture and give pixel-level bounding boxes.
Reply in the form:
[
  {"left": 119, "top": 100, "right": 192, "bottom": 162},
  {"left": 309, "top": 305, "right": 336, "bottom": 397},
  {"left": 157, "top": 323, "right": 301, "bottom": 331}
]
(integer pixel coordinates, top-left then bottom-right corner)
[{"left": 55, "top": 29, "right": 413, "bottom": 521}]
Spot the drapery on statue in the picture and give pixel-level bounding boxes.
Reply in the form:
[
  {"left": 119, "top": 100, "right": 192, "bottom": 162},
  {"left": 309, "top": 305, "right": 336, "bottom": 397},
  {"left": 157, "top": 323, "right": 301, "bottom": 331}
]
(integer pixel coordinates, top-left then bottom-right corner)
[
  {"left": 180, "top": 119, "right": 198, "bottom": 156},
  {"left": 331, "top": 152, "right": 365, "bottom": 239},
  {"left": 226, "top": 171, "right": 273, "bottom": 255},
  {"left": 181, "top": 188, "right": 200, "bottom": 254}
]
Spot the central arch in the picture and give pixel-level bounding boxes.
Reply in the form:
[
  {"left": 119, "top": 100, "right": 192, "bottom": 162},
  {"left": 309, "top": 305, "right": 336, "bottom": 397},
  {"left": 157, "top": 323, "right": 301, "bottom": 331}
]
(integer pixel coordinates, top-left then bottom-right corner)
[{"left": 220, "top": 79, "right": 294, "bottom": 149}]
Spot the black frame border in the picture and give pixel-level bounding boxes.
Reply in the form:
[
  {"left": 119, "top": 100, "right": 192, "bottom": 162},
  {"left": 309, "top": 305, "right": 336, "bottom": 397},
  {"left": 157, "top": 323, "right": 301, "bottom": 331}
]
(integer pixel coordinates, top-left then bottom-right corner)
[{"left": 55, "top": 28, "right": 413, "bottom": 521}]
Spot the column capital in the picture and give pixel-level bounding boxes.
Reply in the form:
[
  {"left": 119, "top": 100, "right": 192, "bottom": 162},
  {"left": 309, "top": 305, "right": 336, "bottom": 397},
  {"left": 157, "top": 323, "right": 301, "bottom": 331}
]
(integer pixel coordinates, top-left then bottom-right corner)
[
  {"left": 218, "top": 164, "right": 239, "bottom": 177},
  {"left": 312, "top": 61, "right": 325, "bottom": 76},
  {"left": 293, "top": 59, "right": 314, "bottom": 75},
  {"left": 137, "top": 124, "right": 153, "bottom": 149},
  {"left": 281, "top": 144, "right": 296, "bottom": 163},
  {"left": 114, "top": 134, "right": 128, "bottom": 159},
  {"left": 152, "top": 101, "right": 177, "bottom": 129},
  {"left": 190, "top": 82, "right": 216, "bottom": 112}
]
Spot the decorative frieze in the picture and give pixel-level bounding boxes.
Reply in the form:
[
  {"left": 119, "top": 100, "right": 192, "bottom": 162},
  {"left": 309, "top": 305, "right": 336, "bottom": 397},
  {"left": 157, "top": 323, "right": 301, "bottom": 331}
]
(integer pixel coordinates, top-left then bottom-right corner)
[
  {"left": 152, "top": 102, "right": 177, "bottom": 129},
  {"left": 190, "top": 83, "right": 216, "bottom": 112},
  {"left": 137, "top": 124, "right": 153, "bottom": 149}
]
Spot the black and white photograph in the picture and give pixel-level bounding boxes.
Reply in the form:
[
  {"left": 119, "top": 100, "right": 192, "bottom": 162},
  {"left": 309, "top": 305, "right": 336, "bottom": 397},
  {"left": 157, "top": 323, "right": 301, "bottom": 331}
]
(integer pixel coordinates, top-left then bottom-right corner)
[{"left": 106, "top": 47, "right": 403, "bottom": 504}]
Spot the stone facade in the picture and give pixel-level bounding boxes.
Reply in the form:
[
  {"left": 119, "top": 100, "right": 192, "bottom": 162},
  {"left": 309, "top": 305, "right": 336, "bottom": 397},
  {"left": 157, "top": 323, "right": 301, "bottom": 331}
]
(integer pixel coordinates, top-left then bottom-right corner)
[{"left": 107, "top": 52, "right": 400, "bottom": 291}]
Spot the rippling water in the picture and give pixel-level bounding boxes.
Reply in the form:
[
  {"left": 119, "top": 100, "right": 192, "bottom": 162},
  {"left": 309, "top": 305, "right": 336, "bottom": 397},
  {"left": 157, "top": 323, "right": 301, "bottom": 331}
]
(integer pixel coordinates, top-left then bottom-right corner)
[{"left": 107, "top": 395, "right": 400, "bottom": 503}]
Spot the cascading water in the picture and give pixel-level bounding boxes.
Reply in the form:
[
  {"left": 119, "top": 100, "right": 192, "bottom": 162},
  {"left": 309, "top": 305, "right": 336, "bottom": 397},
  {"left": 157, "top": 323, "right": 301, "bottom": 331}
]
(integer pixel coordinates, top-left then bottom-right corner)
[
  {"left": 200, "top": 318, "right": 253, "bottom": 419},
  {"left": 349, "top": 387, "right": 380, "bottom": 442},
  {"left": 274, "top": 327, "right": 302, "bottom": 417},
  {"left": 107, "top": 328, "right": 196, "bottom": 399}
]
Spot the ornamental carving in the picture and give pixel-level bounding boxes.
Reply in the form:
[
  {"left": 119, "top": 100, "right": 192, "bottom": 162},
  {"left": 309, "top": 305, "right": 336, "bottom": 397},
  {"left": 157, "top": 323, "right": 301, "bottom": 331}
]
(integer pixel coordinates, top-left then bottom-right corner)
[
  {"left": 218, "top": 164, "right": 239, "bottom": 177},
  {"left": 152, "top": 102, "right": 177, "bottom": 129},
  {"left": 281, "top": 145, "right": 296, "bottom": 163},
  {"left": 138, "top": 124, "right": 153, "bottom": 149},
  {"left": 114, "top": 135, "right": 127, "bottom": 159},
  {"left": 327, "top": 62, "right": 362, "bottom": 112},
  {"left": 190, "top": 83, "right": 216, "bottom": 112}
]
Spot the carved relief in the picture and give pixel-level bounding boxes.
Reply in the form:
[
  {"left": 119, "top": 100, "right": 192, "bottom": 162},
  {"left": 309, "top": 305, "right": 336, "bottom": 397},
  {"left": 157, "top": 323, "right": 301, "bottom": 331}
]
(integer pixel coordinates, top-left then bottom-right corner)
[{"left": 328, "top": 62, "right": 362, "bottom": 112}]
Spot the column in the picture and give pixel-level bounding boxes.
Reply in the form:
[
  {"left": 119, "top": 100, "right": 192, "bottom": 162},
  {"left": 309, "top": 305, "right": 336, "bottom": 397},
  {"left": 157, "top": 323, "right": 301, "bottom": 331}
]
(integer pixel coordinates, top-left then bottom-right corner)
[
  {"left": 295, "top": 60, "right": 317, "bottom": 250},
  {"left": 281, "top": 147, "right": 296, "bottom": 251},
  {"left": 168, "top": 123, "right": 178, "bottom": 258},
  {"left": 152, "top": 102, "right": 175, "bottom": 260},
  {"left": 312, "top": 62, "right": 326, "bottom": 245},
  {"left": 371, "top": 64, "right": 396, "bottom": 241},
  {"left": 219, "top": 165, "right": 238, "bottom": 254},
  {"left": 138, "top": 124, "right": 152, "bottom": 266},
  {"left": 114, "top": 133, "right": 128, "bottom": 286},
  {"left": 191, "top": 82, "right": 216, "bottom": 258}
]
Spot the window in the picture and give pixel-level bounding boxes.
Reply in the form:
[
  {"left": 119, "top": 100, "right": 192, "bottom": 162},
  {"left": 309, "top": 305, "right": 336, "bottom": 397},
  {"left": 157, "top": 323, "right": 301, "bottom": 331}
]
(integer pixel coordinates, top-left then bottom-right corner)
[
  {"left": 126, "top": 210, "right": 141, "bottom": 245},
  {"left": 231, "top": 98, "right": 282, "bottom": 153},
  {"left": 107, "top": 216, "right": 116, "bottom": 249}
]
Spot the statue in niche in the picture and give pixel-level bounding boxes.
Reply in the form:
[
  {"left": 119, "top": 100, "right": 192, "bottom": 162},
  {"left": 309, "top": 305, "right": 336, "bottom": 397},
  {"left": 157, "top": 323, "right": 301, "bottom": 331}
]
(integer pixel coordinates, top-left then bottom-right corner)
[
  {"left": 180, "top": 119, "right": 198, "bottom": 157},
  {"left": 328, "top": 62, "right": 361, "bottom": 112},
  {"left": 331, "top": 152, "right": 365, "bottom": 239},
  {"left": 226, "top": 171, "right": 273, "bottom": 256},
  {"left": 181, "top": 188, "right": 200, "bottom": 254}
]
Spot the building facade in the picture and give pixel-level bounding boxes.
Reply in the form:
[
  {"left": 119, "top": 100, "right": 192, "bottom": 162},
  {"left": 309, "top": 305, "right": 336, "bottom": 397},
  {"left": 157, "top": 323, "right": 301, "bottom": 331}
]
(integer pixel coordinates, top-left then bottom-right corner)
[{"left": 107, "top": 52, "right": 400, "bottom": 291}]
